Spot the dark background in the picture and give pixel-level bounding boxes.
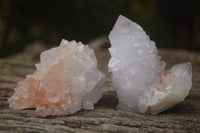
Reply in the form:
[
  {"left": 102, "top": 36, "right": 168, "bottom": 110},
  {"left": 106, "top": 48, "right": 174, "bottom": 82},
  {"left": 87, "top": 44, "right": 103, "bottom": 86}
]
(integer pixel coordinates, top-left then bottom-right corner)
[{"left": 0, "top": 0, "right": 200, "bottom": 57}]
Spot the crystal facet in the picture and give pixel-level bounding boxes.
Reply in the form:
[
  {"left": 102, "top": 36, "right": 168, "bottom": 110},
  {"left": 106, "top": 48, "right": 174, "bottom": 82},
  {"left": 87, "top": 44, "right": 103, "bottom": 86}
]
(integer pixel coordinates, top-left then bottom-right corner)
[
  {"left": 108, "top": 15, "right": 192, "bottom": 114},
  {"left": 9, "top": 39, "right": 106, "bottom": 117}
]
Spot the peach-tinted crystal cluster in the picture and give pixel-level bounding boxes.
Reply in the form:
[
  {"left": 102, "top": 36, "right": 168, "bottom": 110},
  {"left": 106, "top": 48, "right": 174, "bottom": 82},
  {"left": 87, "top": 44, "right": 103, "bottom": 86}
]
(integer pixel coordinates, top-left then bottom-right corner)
[{"left": 8, "top": 39, "right": 105, "bottom": 117}]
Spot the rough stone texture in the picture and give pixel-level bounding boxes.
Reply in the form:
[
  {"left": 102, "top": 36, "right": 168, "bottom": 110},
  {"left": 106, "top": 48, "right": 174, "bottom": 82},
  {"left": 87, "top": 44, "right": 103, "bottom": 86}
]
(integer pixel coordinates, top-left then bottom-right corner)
[{"left": 0, "top": 39, "right": 200, "bottom": 132}]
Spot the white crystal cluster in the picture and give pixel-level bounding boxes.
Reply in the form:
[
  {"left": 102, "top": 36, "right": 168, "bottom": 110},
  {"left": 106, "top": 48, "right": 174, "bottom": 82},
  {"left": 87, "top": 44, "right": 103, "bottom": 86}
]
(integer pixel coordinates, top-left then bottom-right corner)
[
  {"left": 9, "top": 39, "right": 105, "bottom": 116},
  {"left": 108, "top": 15, "right": 192, "bottom": 114}
]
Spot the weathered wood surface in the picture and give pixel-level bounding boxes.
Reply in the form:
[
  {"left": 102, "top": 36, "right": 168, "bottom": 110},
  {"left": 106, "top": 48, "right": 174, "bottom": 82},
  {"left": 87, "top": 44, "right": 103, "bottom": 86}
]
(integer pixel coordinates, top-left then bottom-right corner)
[{"left": 0, "top": 41, "right": 200, "bottom": 133}]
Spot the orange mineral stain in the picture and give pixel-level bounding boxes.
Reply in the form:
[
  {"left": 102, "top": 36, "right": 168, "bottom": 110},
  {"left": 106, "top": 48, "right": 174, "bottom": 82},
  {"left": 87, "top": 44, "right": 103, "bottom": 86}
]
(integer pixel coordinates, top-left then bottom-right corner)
[
  {"left": 8, "top": 39, "right": 105, "bottom": 117},
  {"left": 156, "top": 70, "right": 171, "bottom": 92}
]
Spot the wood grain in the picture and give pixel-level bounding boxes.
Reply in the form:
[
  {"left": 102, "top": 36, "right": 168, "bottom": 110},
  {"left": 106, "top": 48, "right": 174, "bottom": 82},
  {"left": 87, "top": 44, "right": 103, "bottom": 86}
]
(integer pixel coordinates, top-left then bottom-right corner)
[{"left": 0, "top": 42, "right": 200, "bottom": 133}]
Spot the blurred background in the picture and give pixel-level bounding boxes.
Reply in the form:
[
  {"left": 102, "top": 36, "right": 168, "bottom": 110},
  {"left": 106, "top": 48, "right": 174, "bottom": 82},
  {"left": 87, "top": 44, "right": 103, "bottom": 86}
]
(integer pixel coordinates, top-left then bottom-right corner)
[{"left": 0, "top": 0, "right": 200, "bottom": 57}]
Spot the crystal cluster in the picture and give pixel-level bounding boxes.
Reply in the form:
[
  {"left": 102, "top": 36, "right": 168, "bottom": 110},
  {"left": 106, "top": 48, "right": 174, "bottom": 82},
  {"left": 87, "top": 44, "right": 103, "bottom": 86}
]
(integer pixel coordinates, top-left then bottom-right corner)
[
  {"left": 9, "top": 39, "right": 105, "bottom": 117},
  {"left": 108, "top": 15, "right": 192, "bottom": 114}
]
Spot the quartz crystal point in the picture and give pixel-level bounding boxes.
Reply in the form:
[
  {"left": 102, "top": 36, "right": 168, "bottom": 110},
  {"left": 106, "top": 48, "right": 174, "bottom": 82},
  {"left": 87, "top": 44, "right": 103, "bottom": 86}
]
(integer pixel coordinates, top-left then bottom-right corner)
[
  {"left": 108, "top": 15, "right": 192, "bottom": 114},
  {"left": 8, "top": 39, "right": 105, "bottom": 117}
]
